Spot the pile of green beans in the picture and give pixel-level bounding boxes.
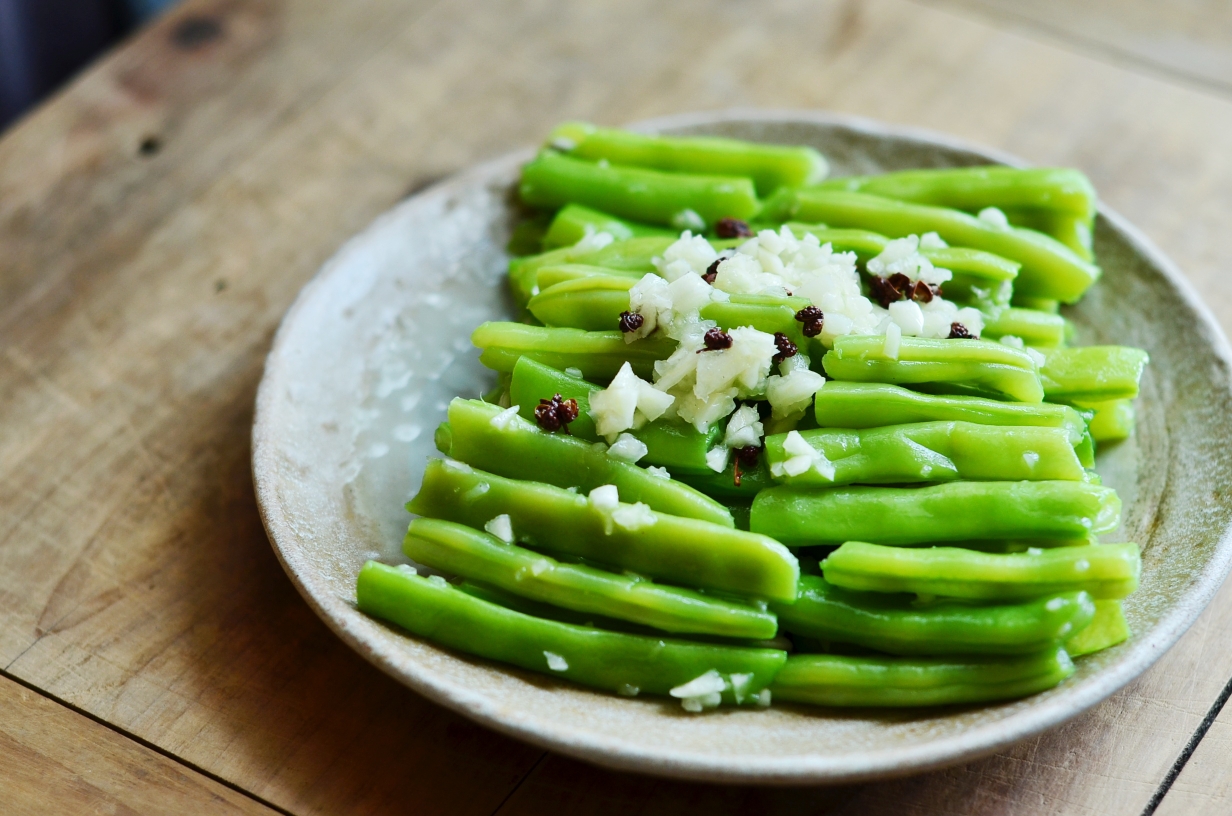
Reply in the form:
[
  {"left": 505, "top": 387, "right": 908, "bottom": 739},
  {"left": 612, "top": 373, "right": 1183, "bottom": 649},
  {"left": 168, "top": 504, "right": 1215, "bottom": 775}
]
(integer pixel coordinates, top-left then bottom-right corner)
[{"left": 356, "top": 123, "right": 1148, "bottom": 712}]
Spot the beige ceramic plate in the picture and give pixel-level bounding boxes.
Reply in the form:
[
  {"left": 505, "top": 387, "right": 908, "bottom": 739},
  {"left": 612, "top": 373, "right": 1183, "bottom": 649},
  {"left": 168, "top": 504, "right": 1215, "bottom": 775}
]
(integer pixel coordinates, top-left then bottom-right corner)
[{"left": 253, "top": 110, "right": 1232, "bottom": 783}]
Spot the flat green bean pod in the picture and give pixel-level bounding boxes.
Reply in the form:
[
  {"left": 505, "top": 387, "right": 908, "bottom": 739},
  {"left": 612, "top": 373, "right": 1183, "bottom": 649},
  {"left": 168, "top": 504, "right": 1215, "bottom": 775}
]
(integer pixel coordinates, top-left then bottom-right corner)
[
  {"left": 472, "top": 322, "right": 675, "bottom": 381},
  {"left": 408, "top": 459, "right": 799, "bottom": 602},
  {"left": 750, "top": 480, "right": 1121, "bottom": 546},
  {"left": 1038, "top": 346, "right": 1149, "bottom": 402},
  {"left": 773, "top": 575, "right": 1095, "bottom": 655},
  {"left": 812, "top": 382, "right": 1087, "bottom": 443},
  {"left": 763, "top": 421, "right": 1085, "bottom": 486},
  {"left": 822, "top": 540, "right": 1140, "bottom": 600},
  {"left": 821, "top": 335, "right": 1045, "bottom": 403},
  {"left": 1066, "top": 600, "right": 1131, "bottom": 656},
  {"left": 982, "top": 308, "right": 1068, "bottom": 347},
  {"left": 403, "top": 518, "right": 778, "bottom": 638},
  {"left": 438, "top": 398, "right": 732, "bottom": 526},
  {"left": 1078, "top": 398, "right": 1136, "bottom": 443},
  {"left": 814, "top": 167, "right": 1095, "bottom": 219},
  {"left": 769, "top": 648, "right": 1075, "bottom": 706},
  {"left": 549, "top": 121, "right": 828, "bottom": 196},
  {"left": 520, "top": 151, "right": 760, "bottom": 228},
  {"left": 527, "top": 274, "right": 637, "bottom": 331},
  {"left": 542, "top": 203, "right": 675, "bottom": 249},
  {"left": 357, "top": 561, "right": 786, "bottom": 701}
]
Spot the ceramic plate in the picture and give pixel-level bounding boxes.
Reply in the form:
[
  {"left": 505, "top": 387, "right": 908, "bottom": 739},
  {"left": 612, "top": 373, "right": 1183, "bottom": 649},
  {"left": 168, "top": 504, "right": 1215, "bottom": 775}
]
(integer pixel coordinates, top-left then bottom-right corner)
[{"left": 252, "top": 110, "right": 1232, "bottom": 783}]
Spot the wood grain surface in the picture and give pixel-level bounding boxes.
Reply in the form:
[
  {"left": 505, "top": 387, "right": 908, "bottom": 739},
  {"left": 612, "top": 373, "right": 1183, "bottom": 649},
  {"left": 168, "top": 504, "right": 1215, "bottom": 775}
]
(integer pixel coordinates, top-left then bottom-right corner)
[
  {"left": 1, "top": 0, "right": 1230, "bottom": 813},
  {"left": 0, "top": 673, "right": 277, "bottom": 816}
]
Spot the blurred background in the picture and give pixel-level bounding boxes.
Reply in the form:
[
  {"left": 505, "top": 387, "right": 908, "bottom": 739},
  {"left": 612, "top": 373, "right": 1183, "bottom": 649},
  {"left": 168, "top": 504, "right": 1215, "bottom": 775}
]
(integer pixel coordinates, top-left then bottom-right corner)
[{"left": 0, "top": 0, "right": 177, "bottom": 129}]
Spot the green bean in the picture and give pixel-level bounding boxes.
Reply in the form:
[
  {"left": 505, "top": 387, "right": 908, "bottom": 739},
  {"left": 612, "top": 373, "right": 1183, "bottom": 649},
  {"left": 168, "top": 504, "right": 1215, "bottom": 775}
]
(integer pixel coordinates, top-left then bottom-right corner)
[
  {"left": 997, "top": 207, "right": 1094, "bottom": 260},
  {"left": 810, "top": 382, "right": 1097, "bottom": 469},
  {"left": 1012, "top": 295, "right": 1060, "bottom": 313},
  {"left": 821, "top": 335, "right": 1045, "bottom": 403},
  {"left": 815, "top": 166, "right": 1095, "bottom": 217},
  {"left": 520, "top": 151, "right": 760, "bottom": 228},
  {"left": 549, "top": 121, "right": 828, "bottom": 196},
  {"left": 822, "top": 540, "right": 1140, "bottom": 600},
  {"left": 1065, "top": 600, "right": 1130, "bottom": 656},
  {"left": 750, "top": 480, "right": 1121, "bottom": 546},
  {"left": 508, "top": 237, "right": 676, "bottom": 311},
  {"left": 407, "top": 459, "right": 799, "bottom": 601},
  {"left": 507, "top": 357, "right": 719, "bottom": 474},
  {"left": 1038, "top": 346, "right": 1149, "bottom": 402},
  {"left": 1078, "top": 398, "right": 1136, "bottom": 443},
  {"left": 763, "top": 421, "right": 1085, "bottom": 486},
  {"left": 763, "top": 190, "right": 1100, "bottom": 303},
  {"left": 982, "top": 307, "right": 1068, "bottom": 347},
  {"left": 768, "top": 648, "right": 1074, "bottom": 706},
  {"left": 437, "top": 398, "right": 732, "bottom": 526},
  {"left": 542, "top": 203, "right": 675, "bottom": 249},
  {"left": 813, "top": 382, "right": 1085, "bottom": 439},
  {"left": 773, "top": 575, "right": 1095, "bottom": 655},
  {"left": 403, "top": 518, "right": 777, "bottom": 638},
  {"left": 357, "top": 561, "right": 786, "bottom": 701},
  {"left": 472, "top": 322, "right": 674, "bottom": 381},
  {"left": 527, "top": 274, "right": 636, "bottom": 331},
  {"left": 533, "top": 263, "right": 644, "bottom": 292}
]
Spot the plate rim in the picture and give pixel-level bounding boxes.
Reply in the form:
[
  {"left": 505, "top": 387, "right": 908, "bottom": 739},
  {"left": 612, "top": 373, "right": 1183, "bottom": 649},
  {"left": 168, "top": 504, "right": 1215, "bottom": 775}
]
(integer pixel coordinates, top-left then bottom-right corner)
[{"left": 252, "top": 108, "right": 1232, "bottom": 784}]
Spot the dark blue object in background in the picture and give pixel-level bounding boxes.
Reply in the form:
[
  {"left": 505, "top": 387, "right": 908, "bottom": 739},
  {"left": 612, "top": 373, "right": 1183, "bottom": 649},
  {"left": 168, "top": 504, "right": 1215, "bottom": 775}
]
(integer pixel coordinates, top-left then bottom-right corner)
[{"left": 0, "top": 0, "right": 178, "bottom": 131}]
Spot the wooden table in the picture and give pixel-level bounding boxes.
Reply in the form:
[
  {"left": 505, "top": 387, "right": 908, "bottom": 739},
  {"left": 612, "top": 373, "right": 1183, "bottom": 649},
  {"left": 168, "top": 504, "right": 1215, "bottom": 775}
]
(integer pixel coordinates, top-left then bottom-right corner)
[{"left": 3, "top": 0, "right": 1231, "bottom": 812}]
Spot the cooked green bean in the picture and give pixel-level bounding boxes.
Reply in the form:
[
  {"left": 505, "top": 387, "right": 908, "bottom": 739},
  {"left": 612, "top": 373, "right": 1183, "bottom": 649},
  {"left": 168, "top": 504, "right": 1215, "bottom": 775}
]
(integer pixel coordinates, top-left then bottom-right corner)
[
  {"left": 549, "top": 121, "right": 828, "bottom": 195},
  {"left": 773, "top": 575, "right": 1095, "bottom": 655},
  {"left": 437, "top": 398, "right": 732, "bottom": 526},
  {"left": 472, "top": 322, "right": 674, "bottom": 381},
  {"left": 403, "top": 518, "right": 778, "bottom": 638},
  {"left": 763, "top": 189, "right": 1100, "bottom": 302},
  {"left": 812, "top": 382, "right": 1087, "bottom": 442},
  {"left": 815, "top": 166, "right": 1095, "bottom": 218},
  {"left": 1038, "top": 346, "right": 1149, "bottom": 402},
  {"left": 408, "top": 459, "right": 799, "bottom": 601},
  {"left": 527, "top": 274, "right": 637, "bottom": 331},
  {"left": 763, "top": 421, "right": 1085, "bottom": 486},
  {"left": 358, "top": 561, "right": 786, "bottom": 701},
  {"left": 1079, "top": 398, "right": 1136, "bottom": 443},
  {"left": 542, "top": 203, "right": 675, "bottom": 249},
  {"left": 813, "top": 166, "right": 1096, "bottom": 256},
  {"left": 769, "top": 648, "right": 1075, "bottom": 706},
  {"left": 520, "top": 151, "right": 760, "bottom": 228},
  {"left": 982, "top": 308, "right": 1068, "bottom": 347},
  {"left": 750, "top": 480, "right": 1121, "bottom": 546},
  {"left": 821, "top": 335, "right": 1045, "bottom": 403},
  {"left": 822, "top": 540, "right": 1140, "bottom": 600},
  {"left": 1065, "top": 600, "right": 1130, "bottom": 656}
]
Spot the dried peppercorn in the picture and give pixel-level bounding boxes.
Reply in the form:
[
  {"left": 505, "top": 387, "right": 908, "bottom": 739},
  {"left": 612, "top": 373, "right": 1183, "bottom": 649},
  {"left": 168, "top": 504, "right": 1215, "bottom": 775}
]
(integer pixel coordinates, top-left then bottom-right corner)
[
  {"left": 715, "top": 217, "right": 754, "bottom": 239},
  {"left": 534, "top": 393, "right": 580, "bottom": 433},
  {"left": 733, "top": 444, "right": 761, "bottom": 487},
  {"left": 773, "top": 332, "right": 798, "bottom": 365},
  {"left": 912, "top": 280, "right": 941, "bottom": 303},
  {"left": 795, "top": 306, "right": 824, "bottom": 338},
  {"left": 948, "top": 322, "right": 973, "bottom": 339},
  {"left": 869, "top": 275, "right": 905, "bottom": 308},
  {"left": 618, "top": 311, "right": 645, "bottom": 333},
  {"left": 703, "top": 258, "right": 722, "bottom": 285},
  {"left": 701, "top": 327, "right": 733, "bottom": 351}
]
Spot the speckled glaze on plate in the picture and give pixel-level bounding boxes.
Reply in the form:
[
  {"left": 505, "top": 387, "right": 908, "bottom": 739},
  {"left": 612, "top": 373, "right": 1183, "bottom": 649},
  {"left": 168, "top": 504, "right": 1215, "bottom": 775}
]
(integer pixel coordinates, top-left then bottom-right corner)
[{"left": 252, "top": 110, "right": 1232, "bottom": 783}]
